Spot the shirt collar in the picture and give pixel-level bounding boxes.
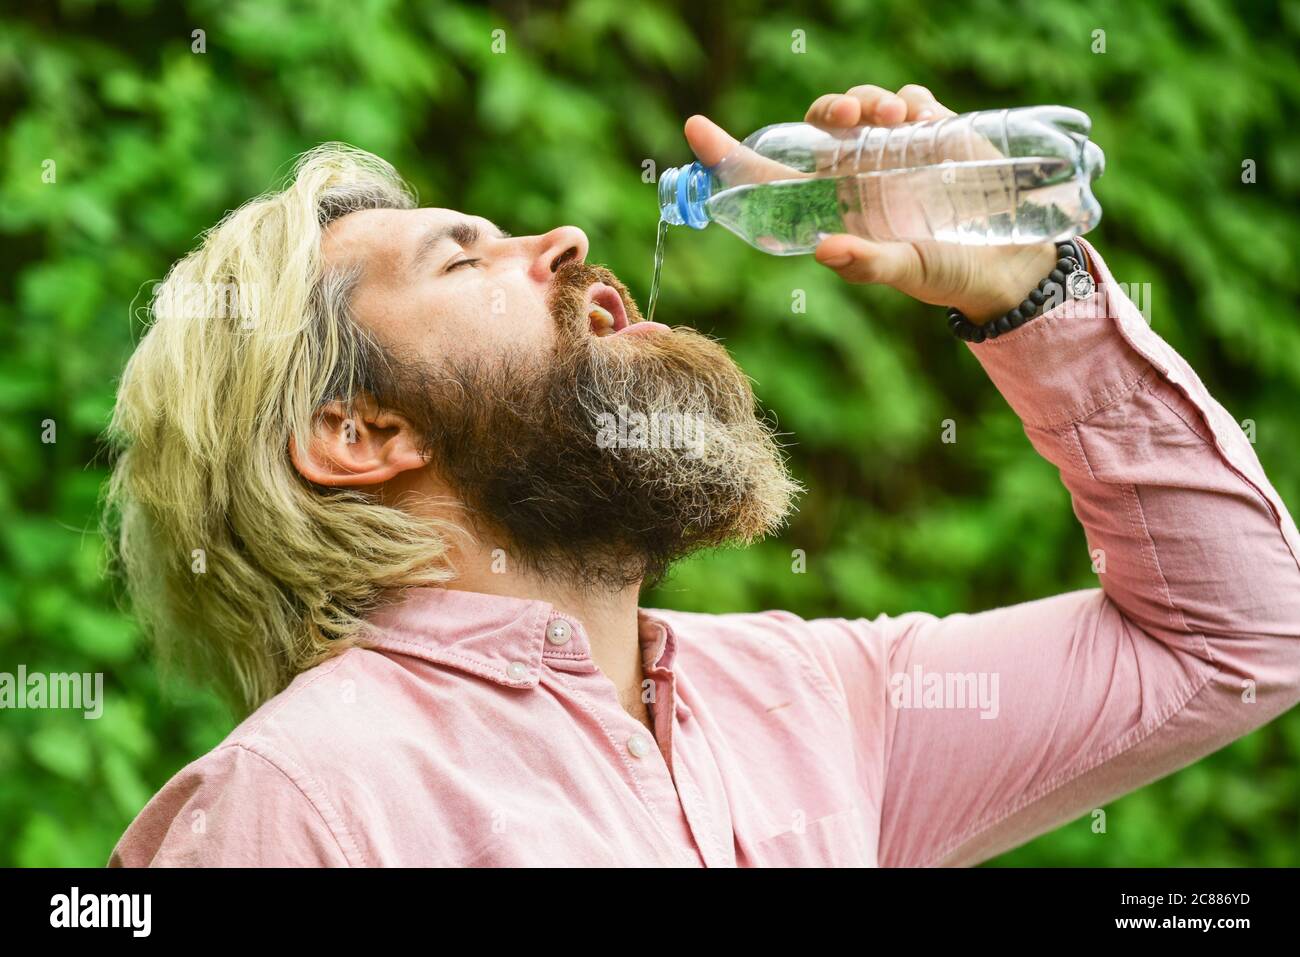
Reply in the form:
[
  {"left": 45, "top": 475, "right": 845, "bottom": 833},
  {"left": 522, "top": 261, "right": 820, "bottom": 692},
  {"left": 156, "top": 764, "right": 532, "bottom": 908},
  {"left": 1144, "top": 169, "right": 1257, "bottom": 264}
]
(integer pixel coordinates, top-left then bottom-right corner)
[{"left": 361, "top": 586, "right": 677, "bottom": 688}]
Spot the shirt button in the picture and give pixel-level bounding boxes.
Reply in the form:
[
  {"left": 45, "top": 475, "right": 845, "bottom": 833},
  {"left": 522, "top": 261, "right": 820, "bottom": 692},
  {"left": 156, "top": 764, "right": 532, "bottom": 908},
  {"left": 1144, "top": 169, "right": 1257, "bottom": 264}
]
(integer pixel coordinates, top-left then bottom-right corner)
[
  {"left": 545, "top": 619, "right": 572, "bottom": 645},
  {"left": 507, "top": 661, "right": 528, "bottom": 680},
  {"left": 627, "top": 733, "right": 651, "bottom": 758}
]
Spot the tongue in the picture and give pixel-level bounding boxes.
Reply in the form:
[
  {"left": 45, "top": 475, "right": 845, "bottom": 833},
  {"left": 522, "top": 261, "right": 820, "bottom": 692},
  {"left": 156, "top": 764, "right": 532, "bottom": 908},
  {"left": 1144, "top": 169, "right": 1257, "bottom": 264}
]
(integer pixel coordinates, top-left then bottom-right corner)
[{"left": 615, "top": 321, "right": 670, "bottom": 337}]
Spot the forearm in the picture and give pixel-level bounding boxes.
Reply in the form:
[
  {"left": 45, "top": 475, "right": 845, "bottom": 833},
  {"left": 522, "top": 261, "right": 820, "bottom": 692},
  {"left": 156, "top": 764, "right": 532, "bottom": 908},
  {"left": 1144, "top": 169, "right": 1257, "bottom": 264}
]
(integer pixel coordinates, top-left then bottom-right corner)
[
  {"left": 864, "top": 244, "right": 1300, "bottom": 866},
  {"left": 796, "top": 82, "right": 1300, "bottom": 864},
  {"left": 971, "top": 237, "right": 1300, "bottom": 670}
]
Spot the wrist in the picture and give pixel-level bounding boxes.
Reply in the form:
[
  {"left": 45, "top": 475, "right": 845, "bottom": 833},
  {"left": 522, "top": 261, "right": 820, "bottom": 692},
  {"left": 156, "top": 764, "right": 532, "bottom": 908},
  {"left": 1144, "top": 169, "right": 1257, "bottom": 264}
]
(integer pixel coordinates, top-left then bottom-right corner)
[
  {"left": 956, "top": 243, "right": 1059, "bottom": 325},
  {"left": 946, "top": 239, "right": 1093, "bottom": 342}
]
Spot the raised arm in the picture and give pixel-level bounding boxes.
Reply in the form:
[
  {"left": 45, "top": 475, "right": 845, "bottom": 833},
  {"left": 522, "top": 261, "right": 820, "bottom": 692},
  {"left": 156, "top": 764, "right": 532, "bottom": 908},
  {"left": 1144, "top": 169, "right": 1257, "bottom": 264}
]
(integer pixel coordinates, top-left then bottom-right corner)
[
  {"left": 803, "top": 235, "right": 1300, "bottom": 866},
  {"left": 694, "top": 81, "right": 1300, "bottom": 865}
]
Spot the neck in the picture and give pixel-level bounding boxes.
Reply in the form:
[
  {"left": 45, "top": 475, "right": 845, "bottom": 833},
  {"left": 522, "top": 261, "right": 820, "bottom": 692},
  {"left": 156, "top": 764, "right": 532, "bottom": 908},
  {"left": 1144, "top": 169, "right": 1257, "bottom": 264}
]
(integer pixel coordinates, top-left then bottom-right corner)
[{"left": 444, "top": 536, "right": 648, "bottom": 718}]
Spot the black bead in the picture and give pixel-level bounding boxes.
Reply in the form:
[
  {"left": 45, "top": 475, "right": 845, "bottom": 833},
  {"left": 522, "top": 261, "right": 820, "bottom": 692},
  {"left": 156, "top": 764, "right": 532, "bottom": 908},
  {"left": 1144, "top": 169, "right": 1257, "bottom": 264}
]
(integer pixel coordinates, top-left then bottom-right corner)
[{"left": 945, "top": 238, "right": 1084, "bottom": 339}]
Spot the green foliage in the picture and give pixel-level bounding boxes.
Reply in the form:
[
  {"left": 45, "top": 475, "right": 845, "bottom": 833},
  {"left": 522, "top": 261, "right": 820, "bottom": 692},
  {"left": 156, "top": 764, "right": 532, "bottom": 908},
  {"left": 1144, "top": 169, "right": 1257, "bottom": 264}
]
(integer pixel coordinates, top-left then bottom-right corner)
[{"left": 1, "top": 0, "right": 1296, "bottom": 867}]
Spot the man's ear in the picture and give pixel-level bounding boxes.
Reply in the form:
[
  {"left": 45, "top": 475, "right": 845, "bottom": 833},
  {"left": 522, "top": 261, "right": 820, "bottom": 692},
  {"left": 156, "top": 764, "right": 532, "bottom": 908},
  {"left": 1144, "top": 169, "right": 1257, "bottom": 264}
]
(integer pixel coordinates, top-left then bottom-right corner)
[{"left": 289, "top": 395, "right": 427, "bottom": 488}]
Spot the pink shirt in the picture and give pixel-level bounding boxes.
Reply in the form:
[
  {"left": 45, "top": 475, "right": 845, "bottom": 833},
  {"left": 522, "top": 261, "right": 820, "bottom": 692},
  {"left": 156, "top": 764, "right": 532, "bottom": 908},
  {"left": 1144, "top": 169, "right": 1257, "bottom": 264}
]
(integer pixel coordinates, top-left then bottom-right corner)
[{"left": 109, "top": 240, "right": 1300, "bottom": 867}]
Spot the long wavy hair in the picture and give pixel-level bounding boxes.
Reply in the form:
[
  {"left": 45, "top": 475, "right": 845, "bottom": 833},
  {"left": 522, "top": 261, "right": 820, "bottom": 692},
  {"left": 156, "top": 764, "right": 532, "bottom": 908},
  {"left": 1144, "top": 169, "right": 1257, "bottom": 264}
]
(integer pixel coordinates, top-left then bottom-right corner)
[{"left": 103, "top": 143, "right": 455, "bottom": 717}]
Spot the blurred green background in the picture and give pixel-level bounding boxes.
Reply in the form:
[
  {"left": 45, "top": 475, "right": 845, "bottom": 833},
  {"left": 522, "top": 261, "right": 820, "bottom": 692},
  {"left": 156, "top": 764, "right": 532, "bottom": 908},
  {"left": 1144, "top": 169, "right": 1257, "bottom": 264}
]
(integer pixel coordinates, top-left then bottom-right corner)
[{"left": 2, "top": 0, "right": 1298, "bottom": 867}]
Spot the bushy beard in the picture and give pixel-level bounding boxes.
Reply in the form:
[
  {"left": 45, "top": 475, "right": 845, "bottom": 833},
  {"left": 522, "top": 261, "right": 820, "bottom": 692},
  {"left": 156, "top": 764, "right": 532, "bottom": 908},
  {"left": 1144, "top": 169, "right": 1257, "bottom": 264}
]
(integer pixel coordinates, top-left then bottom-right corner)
[{"left": 375, "top": 260, "right": 800, "bottom": 591}]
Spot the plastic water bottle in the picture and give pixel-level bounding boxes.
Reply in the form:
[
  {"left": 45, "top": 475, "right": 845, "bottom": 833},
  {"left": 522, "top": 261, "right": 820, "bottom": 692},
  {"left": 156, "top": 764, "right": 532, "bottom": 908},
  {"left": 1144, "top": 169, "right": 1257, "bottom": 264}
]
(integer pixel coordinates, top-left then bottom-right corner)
[{"left": 657, "top": 105, "right": 1105, "bottom": 253}]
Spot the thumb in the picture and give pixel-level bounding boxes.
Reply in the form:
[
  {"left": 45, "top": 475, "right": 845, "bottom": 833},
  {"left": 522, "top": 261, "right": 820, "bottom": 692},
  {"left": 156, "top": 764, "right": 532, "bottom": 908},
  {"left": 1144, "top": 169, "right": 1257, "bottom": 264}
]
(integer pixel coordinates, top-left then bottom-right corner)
[
  {"left": 684, "top": 115, "right": 804, "bottom": 183},
  {"left": 683, "top": 115, "right": 737, "bottom": 167},
  {"left": 814, "top": 234, "right": 921, "bottom": 290}
]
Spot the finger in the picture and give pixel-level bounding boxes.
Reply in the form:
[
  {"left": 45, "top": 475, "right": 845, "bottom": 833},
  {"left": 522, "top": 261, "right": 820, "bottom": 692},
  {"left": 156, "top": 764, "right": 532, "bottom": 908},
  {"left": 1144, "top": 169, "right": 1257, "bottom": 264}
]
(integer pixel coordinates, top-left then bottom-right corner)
[
  {"left": 814, "top": 234, "right": 921, "bottom": 288},
  {"left": 804, "top": 93, "right": 860, "bottom": 128},
  {"left": 684, "top": 114, "right": 739, "bottom": 167},
  {"left": 683, "top": 114, "right": 806, "bottom": 182},
  {"left": 892, "top": 85, "right": 999, "bottom": 161},
  {"left": 895, "top": 83, "right": 953, "bottom": 122},
  {"left": 844, "top": 84, "right": 908, "bottom": 125}
]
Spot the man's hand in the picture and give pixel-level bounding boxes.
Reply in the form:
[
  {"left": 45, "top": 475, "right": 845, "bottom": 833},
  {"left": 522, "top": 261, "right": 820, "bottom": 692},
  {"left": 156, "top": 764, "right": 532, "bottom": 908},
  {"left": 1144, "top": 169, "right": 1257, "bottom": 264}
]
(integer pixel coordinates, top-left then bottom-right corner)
[{"left": 685, "top": 83, "right": 1059, "bottom": 325}]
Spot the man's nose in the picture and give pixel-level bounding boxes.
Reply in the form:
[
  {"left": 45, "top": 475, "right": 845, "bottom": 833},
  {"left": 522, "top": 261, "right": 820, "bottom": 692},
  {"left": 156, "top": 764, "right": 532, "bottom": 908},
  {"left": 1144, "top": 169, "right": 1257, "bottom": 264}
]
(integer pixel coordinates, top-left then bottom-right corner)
[{"left": 527, "top": 226, "right": 589, "bottom": 283}]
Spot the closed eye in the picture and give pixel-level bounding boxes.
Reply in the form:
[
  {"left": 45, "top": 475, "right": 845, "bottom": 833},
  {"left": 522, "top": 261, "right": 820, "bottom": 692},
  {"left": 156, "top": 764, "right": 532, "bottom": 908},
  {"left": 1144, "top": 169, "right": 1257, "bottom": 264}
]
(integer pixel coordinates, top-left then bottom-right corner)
[{"left": 446, "top": 257, "right": 482, "bottom": 272}]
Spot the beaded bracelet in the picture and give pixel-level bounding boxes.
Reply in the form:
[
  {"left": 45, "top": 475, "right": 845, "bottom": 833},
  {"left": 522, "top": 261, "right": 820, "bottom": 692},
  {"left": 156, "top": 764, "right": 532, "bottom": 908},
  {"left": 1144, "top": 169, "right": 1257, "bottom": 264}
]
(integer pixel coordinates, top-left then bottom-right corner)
[{"left": 946, "top": 239, "right": 1095, "bottom": 342}]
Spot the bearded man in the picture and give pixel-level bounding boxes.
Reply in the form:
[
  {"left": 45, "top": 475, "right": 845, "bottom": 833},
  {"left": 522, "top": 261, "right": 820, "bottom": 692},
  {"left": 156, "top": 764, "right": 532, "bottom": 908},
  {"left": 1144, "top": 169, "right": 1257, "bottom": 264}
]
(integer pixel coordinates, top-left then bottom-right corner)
[{"left": 107, "top": 84, "right": 1300, "bottom": 867}]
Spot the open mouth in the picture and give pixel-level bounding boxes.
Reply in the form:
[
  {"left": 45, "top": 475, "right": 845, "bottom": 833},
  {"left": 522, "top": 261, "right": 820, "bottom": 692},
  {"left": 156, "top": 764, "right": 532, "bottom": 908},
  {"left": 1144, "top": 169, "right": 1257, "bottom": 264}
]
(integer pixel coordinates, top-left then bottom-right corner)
[{"left": 586, "top": 282, "right": 629, "bottom": 336}]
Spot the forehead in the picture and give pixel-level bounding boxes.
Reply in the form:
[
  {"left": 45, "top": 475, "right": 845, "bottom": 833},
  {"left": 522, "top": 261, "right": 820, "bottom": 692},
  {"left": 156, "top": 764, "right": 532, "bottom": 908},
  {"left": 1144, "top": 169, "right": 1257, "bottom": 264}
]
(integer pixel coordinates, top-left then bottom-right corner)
[{"left": 320, "top": 207, "right": 497, "bottom": 281}]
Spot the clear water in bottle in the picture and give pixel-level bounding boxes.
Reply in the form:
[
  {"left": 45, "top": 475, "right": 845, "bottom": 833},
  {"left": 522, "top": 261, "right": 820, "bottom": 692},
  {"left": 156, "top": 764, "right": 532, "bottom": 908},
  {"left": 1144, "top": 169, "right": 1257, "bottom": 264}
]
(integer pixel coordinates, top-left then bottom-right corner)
[{"left": 658, "top": 105, "right": 1105, "bottom": 253}]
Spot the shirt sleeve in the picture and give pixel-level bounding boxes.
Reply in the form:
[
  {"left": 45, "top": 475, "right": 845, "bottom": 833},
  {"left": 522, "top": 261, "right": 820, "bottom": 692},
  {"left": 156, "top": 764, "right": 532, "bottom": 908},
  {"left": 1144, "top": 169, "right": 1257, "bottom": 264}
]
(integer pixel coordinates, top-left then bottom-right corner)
[
  {"left": 107, "top": 742, "right": 355, "bottom": 867},
  {"left": 802, "top": 237, "right": 1300, "bottom": 867}
]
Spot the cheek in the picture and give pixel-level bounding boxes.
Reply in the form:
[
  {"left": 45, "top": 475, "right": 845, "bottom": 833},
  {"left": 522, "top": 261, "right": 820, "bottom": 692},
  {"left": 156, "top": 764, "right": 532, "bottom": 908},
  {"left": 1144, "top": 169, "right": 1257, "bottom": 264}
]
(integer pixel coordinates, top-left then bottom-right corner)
[{"left": 435, "top": 286, "right": 558, "bottom": 364}]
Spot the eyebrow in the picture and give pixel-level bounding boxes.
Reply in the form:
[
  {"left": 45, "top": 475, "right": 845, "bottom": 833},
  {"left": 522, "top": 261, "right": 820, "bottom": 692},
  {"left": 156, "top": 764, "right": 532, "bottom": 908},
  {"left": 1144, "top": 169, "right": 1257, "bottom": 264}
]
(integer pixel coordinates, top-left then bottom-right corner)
[{"left": 410, "top": 220, "right": 512, "bottom": 273}]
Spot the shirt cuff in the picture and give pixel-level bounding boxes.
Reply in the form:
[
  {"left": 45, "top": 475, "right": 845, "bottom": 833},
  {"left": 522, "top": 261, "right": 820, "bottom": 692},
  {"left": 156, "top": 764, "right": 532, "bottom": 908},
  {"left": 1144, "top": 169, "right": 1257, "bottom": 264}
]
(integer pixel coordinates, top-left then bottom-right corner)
[{"left": 966, "top": 237, "right": 1171, "bottom": 430}]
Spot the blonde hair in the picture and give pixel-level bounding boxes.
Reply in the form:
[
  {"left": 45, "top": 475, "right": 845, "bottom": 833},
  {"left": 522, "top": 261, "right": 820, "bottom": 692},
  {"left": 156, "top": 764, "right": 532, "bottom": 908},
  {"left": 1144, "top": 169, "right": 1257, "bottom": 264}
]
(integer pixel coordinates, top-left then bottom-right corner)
[{"left": 104, "top": 143, "right": 454, "bottom": 717}]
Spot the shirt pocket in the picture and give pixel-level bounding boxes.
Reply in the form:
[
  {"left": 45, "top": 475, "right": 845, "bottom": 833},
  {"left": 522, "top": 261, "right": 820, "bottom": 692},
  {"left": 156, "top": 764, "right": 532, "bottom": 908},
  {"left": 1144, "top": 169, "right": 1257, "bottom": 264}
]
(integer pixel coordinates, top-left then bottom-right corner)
[{"left": 749, "top": 805, "right": 873, "bottom": 867}]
